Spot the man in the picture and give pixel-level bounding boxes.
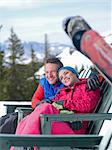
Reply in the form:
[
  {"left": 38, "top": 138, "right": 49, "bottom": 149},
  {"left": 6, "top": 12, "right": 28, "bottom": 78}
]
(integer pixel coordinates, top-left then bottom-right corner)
[
  {"left": 32, "top": 57, "right": 64, "bottom": 108},
  {"left": 32, "top": 57, "right": 100, "bottom": 109}
]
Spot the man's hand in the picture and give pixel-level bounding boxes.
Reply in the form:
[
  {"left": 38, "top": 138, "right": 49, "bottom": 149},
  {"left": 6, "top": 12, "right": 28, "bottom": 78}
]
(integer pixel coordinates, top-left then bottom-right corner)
[
  {"left": 36, "top": 99, "right": 51, "bottom": 107},
  {"left": 87, "top": 75, "right": 101, "bottom": 90},
  {"left": 36, "top": 100, "right": 45, "bottom": 107}
]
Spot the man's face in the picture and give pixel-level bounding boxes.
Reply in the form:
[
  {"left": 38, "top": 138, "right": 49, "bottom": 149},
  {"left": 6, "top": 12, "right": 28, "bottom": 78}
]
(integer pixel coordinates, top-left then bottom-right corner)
[{"left": 45, "top": 63, "right": 59, "bottom": 84}]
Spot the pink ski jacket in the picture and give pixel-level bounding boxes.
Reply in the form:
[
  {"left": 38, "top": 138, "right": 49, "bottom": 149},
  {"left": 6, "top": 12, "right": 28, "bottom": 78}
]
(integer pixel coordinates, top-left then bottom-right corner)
[{"left": 52, "top": 79, "right": 101, "bottom": 113}]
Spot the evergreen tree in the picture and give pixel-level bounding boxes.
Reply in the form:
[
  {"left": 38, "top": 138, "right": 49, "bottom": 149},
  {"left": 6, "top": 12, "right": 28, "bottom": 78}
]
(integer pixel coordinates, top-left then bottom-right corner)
[
  {"left": 24, "top": 45, "right": 44, "bottom": 99},
  {"left": 7, "top": 28, "right": 25, "bottom": 100},
  {"left": 30, "top": 45, "right": 39, "bottom": 77},
  {"left": 44, "top": 33, "right": 52, "bottom": 62},
  {"left": 21, "top": 45, "right": 40, "bottom": 100},
  {"left": 0, "top": 50, "right": 4, "bottom": 79},
  {"left": 0, "top": 50, "right": 6, "bottom": 100},
  {"left": 1, "top": 28, "right": 44, "bottom": 101},
  {"left": 44, "top": 33, "right": 49, "bottom": 61}
]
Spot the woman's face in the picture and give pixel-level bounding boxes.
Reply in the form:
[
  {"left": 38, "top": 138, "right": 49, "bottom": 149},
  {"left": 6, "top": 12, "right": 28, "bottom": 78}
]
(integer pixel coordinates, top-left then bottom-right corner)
[
  {"left": 59, "top": 69, "right": 79, "bottom": 86},
  {"left": 45, "top": 63, "right": 59, "bottom": 84}
]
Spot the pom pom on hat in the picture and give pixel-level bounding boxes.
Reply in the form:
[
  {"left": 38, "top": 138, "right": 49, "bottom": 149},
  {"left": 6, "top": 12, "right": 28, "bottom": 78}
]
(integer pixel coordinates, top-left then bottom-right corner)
[{"left": 58, "top": 66, "right": 79, "bottom": 78}]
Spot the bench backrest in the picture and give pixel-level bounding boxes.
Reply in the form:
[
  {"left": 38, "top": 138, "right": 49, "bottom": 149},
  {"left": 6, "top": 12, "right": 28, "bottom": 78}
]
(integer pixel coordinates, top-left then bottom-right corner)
[
  {"left": 89, "top": 81, "right": 112, "bottom": 134},
  {"left": 79, "top": 68, "right": 92, "bottom": 78}
]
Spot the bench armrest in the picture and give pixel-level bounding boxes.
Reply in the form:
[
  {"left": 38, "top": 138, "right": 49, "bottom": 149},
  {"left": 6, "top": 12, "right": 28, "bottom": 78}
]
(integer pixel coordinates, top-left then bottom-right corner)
[
  {"left": 40, "top": 113, "right": 112, "bottom": 134},
  {"left": 15, "top": 107, "right": 33, "bottom": 123}
]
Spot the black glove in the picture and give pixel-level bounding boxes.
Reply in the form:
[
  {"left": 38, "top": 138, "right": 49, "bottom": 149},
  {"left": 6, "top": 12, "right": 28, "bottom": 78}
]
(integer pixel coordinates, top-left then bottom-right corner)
[
  {"left": 55, "top": 100, "right": 64, "bottom": 105},
  {"left": 45, "top": 99, "right": 52, "bottom": 104},
  {"left": 87, "top": 75, "right": 101, "bottom": 90},
  {"left": 69, "top": 121, "right": 83, "bottom": 130}
]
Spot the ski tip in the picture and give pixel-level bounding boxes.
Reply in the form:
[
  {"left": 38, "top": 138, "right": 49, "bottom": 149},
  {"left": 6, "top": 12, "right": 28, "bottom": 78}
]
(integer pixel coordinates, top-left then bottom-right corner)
[
  {"left": 62, "top": 16, "right": 77, "bottom": 34},
  {"left": 62, "top": 15, "right": 91, "bottom": 39}
]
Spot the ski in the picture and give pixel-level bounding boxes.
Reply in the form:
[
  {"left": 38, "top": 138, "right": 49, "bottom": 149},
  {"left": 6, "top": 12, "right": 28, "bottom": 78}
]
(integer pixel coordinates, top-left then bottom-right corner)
[{"left": 63, "top": 16, "right": 112, "bottom": 85}]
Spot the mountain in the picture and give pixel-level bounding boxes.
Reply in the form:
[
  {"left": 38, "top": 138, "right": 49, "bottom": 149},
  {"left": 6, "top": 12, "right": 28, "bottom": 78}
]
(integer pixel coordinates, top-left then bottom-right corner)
[
  {"left": 22, "top": 41, "right": 73, "bottom": 61},
  {"left": 0, "top": 41, "right": 73, "bottom": 63},
  {"left": 1, "top": 32, "right": 111, "bottom": 64}
]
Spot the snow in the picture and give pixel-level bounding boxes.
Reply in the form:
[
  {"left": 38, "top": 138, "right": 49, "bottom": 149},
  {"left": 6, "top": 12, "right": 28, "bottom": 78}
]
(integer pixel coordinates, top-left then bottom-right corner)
[
  {"left": 0, "top": 101, "right": 31, "bottom": 117},
  {"left": 58, "top": 48, "right": 93, "bottom": 71},
  {"left": 104, "top": 33, "right": 112, "bottom": 47},
  {"left": 99, "top": 105, "right": 112, "bottom": 136},
  {"left": 0, "top": 102, "right": 7, "bottom": 117},
  {"left": 35, "top": 66, "right": 45, "bottom": 78}
]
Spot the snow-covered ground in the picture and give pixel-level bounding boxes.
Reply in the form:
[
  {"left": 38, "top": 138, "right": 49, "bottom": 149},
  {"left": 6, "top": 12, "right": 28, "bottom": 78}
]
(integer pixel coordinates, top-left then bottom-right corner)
[{"left": 99, "top": 105, "right": 112, "bottom": 136}]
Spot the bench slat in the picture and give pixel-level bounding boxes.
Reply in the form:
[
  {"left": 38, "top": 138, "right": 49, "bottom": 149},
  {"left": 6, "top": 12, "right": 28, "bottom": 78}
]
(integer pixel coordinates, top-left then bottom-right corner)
[{"left": 0, "top": 134, "right": 103, "bottom": 149}]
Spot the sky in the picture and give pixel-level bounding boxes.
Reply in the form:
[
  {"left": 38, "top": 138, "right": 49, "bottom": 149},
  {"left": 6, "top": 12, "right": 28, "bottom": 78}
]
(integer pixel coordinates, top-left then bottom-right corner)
[{"left": 0, "top": 0, "right": 111, "bottom": 45}]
